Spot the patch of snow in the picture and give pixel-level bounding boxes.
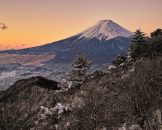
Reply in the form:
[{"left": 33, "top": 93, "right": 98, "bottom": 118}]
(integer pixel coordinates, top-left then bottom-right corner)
[
  {"left": 107, "top": 65, "right": 116, "bottom": 70},
  {"left": 50, "top": 103, "right": 70, "bottom": 115},
  {"left": 55, "top": 124, "right": 59, "bottom": 130},
  {"left": 122, "top": 123, "right": 127, "bottom": 130},
  {"left": 59, "top": 79, "right": 73, "bottom": 91},
  {"left": 120, "top": 63, "right": 125, "bottom": 66},
  {"left": 40, "top": 106, "right": 53, "bottom": 120},
  {"left": 100, "top": 127, "right": 107, "bottom": 130},
  {"left": 39, "top": 103, "right": 69, "bottom": 121},
  {"left": 78, "top": 20, "right": 133, "bottom": 41},
  {"left": 65, "top": 122, "right": 70, "bottom": 127},
  {"left": 72, "top": 97, "right": 85, "bottom": 108},
  {"left": 67, "top": 81, "right": 73, "bottom": 89},
  {"left": 56, "top": 103, "right": 66, "bottom": 115},
  {"left": 129, "top": 124, "right": 142, "bottom": 130},
  {"left": 130, "top": 66, "right": 135, "bottom": 72},
  {"left": 40, "top": 106, "right": 52, "bottom": 116}
]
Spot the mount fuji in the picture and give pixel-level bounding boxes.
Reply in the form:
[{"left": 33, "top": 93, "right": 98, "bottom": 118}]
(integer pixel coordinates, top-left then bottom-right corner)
[
  {"left": 1, "top": 20, "right": 133, "bottom": 64},
  {"left": 0, "top": 20, "right": 133, "bottom": 90}
]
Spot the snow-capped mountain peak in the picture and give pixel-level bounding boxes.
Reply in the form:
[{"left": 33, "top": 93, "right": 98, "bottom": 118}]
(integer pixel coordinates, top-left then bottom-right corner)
[{"left": 79, "top": 20, "right": 133, "bottom": 40}]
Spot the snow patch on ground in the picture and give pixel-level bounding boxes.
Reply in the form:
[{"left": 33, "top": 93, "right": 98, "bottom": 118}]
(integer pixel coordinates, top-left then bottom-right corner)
[{"left": 107, "top": 65, "right": 116, "bottom": 70}]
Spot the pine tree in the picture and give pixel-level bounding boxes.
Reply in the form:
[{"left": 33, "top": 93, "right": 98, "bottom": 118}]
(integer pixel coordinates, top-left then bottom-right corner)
[
  {"left": 132, "top": 29, "right": 146, "bottom": 44},
  {"left": 68, "top": 53, "right": 91, "bottom": 88},
  {"left": 150, "top": 29, "right": 162, "bottom": 54},
  {"left": 129, "top": 29, "right": 146, "bottom": 60},
  {"left": 151, "top": 29, "right": 162, "bottom": 38}
]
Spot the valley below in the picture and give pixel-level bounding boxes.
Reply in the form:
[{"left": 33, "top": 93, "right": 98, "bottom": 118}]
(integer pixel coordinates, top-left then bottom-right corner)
[{"left": 0, "top": 53, "right": 69, "bottom": 90}]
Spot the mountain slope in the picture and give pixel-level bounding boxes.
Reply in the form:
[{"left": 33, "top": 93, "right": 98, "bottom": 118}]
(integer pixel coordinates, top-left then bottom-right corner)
[
  {"left": 1, "top": 20, "right": 132, "bottom": 64},
  {"left": 0, "top": 20, "right": 133, "bottom": 90}
]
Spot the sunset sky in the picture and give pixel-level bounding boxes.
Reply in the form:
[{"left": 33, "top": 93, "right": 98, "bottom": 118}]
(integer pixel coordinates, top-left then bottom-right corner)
[{"left": 0, "top": 0, "right": 162, "bottom": 50}]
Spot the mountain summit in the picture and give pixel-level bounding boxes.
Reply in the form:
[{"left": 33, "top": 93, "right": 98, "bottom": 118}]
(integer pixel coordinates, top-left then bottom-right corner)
[{"left": 79, "top": 20, "right": 133, "bottom": 40}]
